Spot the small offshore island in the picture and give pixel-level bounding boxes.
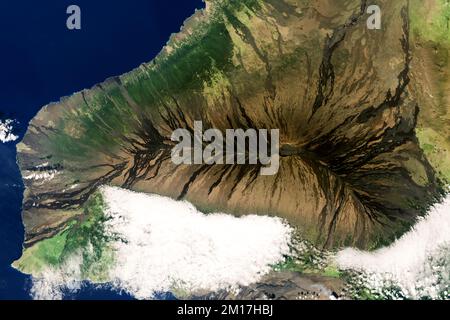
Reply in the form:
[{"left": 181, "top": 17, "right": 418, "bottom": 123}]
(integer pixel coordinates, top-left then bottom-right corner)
[{"left": 13, "top": 0, "right": 450, "bottom": 299}]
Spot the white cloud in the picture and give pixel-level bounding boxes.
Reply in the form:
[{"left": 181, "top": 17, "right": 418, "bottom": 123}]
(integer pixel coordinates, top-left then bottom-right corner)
[
  {"left": 336, "top": 194, "right": 450, "bottom": 299},
  {"left": 0, "top": 119, "right": 18, "bottom": 143},
  {"left": 31, "top": 186, "right": 293, "bottom": 299},
  {"left": 103, "top": 186, "right": 293, "bottom": 299}
]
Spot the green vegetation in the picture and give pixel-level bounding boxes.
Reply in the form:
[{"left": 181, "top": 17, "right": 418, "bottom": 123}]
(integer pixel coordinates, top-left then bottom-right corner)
[
  {"left": 13, "top": 225, "right": 71, "bottom": 274},
  {"left": 410, "top": 0, "right": 450, "bottom": 45},
  {"left": 14, "top": 191, "right": 117, "bottom": 281},
  {"left": 417, "top": 128, "right": 450, "bottom": 184},
  {"left": 273, "top": 238, "right": 341, "bottom": 278},
  {"left": 274, "top": 255, "right": 341, "bottom": 278},
  {"left": 410, "top": 0, "right": 450, "bottom": 188},
  {"left": 48, "top": 1, "right": 244, "bottom": 160},
  {"left": 46, "top": 0, "right": 268, "bottom": 161},
  {"left": 60, "top": 192, "right": 119, "bottom": 281},
  {"left": 322, "top": 266, "right": 341, "bottom": 278}
]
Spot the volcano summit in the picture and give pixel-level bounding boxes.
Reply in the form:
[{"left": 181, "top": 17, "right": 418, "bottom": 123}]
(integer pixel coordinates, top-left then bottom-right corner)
[{"left": 14, "top": 0, "right": 450, "bottom": 285}]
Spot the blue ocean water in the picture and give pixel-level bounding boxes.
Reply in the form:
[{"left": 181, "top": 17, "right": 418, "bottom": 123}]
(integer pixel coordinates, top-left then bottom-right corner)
[{"left": 0, "top": 0, "right": 204, "bottom": 300}]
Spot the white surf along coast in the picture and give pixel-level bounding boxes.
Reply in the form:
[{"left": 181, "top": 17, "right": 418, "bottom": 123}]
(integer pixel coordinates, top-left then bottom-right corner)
[
  {"left": 336, "top": 194, "right": 450, "bottom": 299},
  {"left": 31, "top": 186, "right": 293, "bottom": 299}
]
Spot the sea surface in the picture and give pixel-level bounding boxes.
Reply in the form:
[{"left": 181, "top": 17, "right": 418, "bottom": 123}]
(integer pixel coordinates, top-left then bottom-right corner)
[{"left": 0, "top": 0, "right": 204, "bottom": 300}]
